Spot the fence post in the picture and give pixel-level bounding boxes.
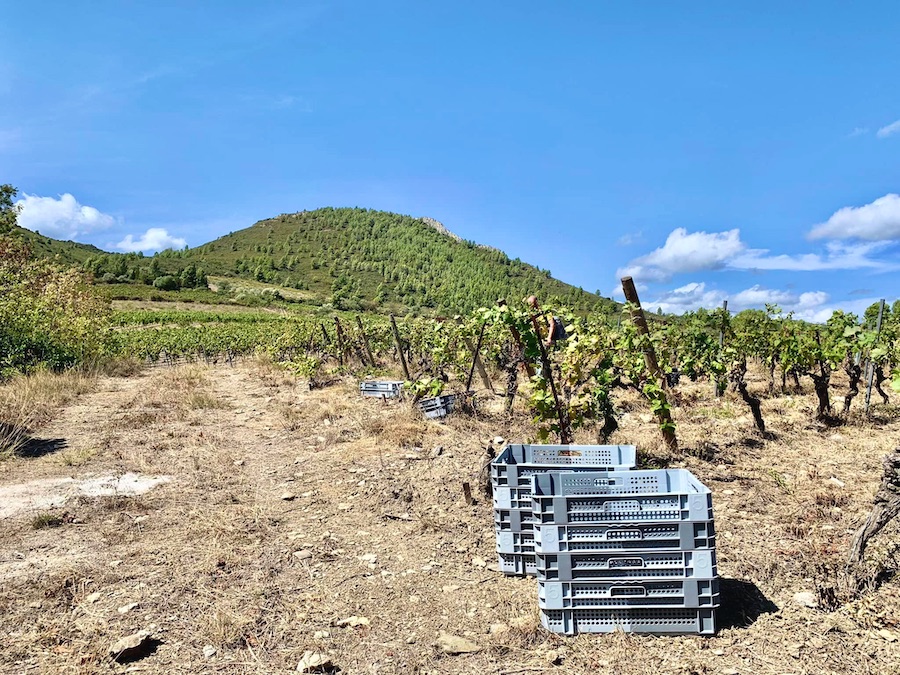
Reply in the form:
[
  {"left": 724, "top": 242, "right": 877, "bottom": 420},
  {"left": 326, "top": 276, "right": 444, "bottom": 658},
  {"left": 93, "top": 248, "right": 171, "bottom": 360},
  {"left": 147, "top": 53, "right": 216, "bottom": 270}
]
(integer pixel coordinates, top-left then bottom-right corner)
[
  {"left": 356, "top": 315, "right": 375, "bottom": 367},
  {"left": 621, "top": 276, "right": 678, "bottom": 451},
  {"left": 528, "top": 313, "right": 573, "bottom": 445},
  {"left": 466, "top": 322, "right": 488, "bottom": 392},
  {"left": 715, "top": 299, "right": 728, "bottom": 397},
  {"left": 498, "top": 299, "right": 535, "bottom": 377},
  {"left": 390, "top": 314, "right": 411, "bottom": 380},
  {"left": 865, "top": 299, "right": 886, "bottom": 415}
]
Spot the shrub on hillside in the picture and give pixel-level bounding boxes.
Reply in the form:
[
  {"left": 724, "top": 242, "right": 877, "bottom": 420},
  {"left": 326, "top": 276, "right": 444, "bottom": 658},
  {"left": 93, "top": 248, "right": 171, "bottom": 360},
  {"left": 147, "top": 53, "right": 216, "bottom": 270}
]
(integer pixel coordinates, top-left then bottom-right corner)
[
  {"left": 0, "top": 235, "right": 111, "bottom": 378},
  {"left": 152, "top": 275, "right": 180, "bottom": 291}
]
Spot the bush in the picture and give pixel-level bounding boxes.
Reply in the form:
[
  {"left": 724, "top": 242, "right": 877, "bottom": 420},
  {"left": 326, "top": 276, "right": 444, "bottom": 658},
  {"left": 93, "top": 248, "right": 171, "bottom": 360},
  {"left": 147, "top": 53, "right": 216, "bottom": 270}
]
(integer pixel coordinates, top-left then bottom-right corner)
[
  {"left": 152, "top": 275, "right": 180, "bottom": 291},
  {"left": 0, "top": 236, "right": 111, "bottom": 378}
]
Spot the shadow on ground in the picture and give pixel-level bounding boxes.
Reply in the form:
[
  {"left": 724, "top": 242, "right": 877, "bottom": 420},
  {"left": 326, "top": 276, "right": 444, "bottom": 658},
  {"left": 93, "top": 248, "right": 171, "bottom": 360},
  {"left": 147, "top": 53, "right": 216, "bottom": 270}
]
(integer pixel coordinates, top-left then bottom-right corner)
[
  {"left": 718, "top": 578, "right": 779, "bottom": 629},
  {"left": 16, "top": 437, "right": 69, "bottom": 458}
]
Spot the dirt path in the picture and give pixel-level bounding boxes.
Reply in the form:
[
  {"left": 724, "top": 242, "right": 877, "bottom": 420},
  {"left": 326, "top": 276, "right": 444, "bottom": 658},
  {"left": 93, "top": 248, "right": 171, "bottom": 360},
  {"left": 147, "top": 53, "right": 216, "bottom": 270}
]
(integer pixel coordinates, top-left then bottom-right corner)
[{"left": 1, "top": 363, "right": 900, "bottom": 674}]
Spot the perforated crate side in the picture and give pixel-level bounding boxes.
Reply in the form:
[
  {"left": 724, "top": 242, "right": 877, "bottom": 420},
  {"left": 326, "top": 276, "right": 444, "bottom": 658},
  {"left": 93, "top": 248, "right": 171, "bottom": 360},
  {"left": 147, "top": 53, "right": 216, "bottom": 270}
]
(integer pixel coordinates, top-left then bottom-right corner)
[
  {"left": 531, "top": 468, "right": 711, "bottom": 497},
  {"left": 496, "top": 530, "right": 535, "bottom": 554},
  {"left": 534, "top": 521, "right": 716, "bottom": 553},
  {"left": 493, "top": 486, "right": 534, "bottom": 510},
  {"left": 538, "top": 578, "right": 720, "bottom": 610},
  {"left": 497, "top": 552, "right": 538, "bottom": 576},
  {"left": 535, "top": 549, "right": 718, "bottom": 582},
  {"left": 419, "top": 401, "right": 452, "bottom": 419},
  {"left": 417, "top": 391, "right": 474, "bottom": 419},
  {"left": 540, "top": 607, "right": 716, "bottom": 635},
  {"left": 359, "top": 381, "right": 404, "bottom": 398},
  {"left": 490, "top": 444, "right": 636, "bottom": 488},
  {"left": 494, "top": 507, "right": 534, "bottom": 532},
  {"left": 532, "top": 493, "right": 714, "bottom": 525}
]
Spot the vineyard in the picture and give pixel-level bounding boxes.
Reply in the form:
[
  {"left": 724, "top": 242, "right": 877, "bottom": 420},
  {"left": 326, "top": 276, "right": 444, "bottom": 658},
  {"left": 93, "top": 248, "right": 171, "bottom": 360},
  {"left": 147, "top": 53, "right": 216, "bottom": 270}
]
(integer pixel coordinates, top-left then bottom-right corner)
[
  {"left": 4, "top": 280, "right": 900, "bottom": 673},
  {"left": 106, "top": 291, "right": 900, "bottom": 447}
]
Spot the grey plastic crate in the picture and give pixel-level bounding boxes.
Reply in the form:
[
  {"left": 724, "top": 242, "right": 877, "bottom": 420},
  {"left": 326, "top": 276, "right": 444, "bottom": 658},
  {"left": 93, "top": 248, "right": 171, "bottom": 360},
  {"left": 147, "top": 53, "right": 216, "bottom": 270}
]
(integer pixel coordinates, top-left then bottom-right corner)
[
  {"left": 360, "top": 381, "right": 405, "bottom": 398},
  {"left": 496, "top": 530, "right": 535, "bottom": 555},
  {"left": 491, "top": 444, "right": 636, "bottom": 489},
  {"left": 497, "top": 552, "right": 538, "bottom": 576},
  {"left": 417, "top": 391, "right": 473, "bottom": 419},
  {"left": 538, "top": 578, "right": 720, "bottom": 610},
  {"left": 540, "top": 607, "right": 716, "bottom": 635},
  {"left": 534, "top": 521, "right": 715, "bottom": 553},
  {"left": 535, "top": 549, "right": 717, "bottom": 581},
  {"left": 493, "top": 485, "right": 536, "bottom": 510},
  {"left": 530, "top": 469, "right": 713, "bottom": 524},
  {"left": 494, "top": 507, "right": 535, "bottom": 532}
]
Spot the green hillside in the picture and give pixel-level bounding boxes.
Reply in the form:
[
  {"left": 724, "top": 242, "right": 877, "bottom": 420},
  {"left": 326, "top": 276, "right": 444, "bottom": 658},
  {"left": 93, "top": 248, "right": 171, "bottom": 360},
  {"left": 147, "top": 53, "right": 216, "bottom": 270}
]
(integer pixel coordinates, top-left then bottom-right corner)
[
  {"left": 0, "top": 185, "right": 104, "bottom": 265},
  {"left": 80, "top": 207, "right": 616, "bottom": 314},
  {"left": 193, "top": 208, "right": 612, "bottom": 312},
  {"left": 12, "top": 226, "right": 106, "bottom": 264}
]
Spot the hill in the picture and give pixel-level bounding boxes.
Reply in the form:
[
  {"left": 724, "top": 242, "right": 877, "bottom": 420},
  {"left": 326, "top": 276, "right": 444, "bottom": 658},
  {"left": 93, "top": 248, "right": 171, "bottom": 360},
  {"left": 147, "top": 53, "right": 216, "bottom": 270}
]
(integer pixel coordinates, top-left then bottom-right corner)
[
  {"left": 182, "top": 208, "right": 612, "bottom": 313},
  {"left": 11, "top": 226, "right": 106, "bottom": 265},
  {"left": 75, "top": 208, "right": 617, "bottom": 314}
]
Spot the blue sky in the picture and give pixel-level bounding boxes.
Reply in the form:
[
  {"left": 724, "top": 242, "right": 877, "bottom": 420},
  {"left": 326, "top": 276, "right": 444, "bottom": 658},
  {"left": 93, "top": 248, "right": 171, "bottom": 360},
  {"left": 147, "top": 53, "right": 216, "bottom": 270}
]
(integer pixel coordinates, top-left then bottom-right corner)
[{"left": 2, "top": 1, "right": 899, "bottom": 320}]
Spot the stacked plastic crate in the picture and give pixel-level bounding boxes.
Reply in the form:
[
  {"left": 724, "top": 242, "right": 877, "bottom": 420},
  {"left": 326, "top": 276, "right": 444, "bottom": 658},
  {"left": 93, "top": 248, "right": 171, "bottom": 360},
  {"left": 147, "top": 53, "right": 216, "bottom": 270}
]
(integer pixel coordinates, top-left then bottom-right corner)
[
  {"left": 530, "top": 468, "right": 719, "bottom": 635},
  {"left": 359, "top": 381, "right": 404, "bottom": 398},
  {"left": 492, "top": 445, "right": 637, "bottom": 577}
]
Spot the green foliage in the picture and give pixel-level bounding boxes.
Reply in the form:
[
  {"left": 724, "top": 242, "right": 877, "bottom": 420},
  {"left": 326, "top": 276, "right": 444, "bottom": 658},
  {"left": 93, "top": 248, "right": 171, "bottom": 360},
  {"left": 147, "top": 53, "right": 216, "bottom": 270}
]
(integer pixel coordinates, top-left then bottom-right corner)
[
  {"left": 152, "top": 275, "right": 180, "bottom": 291},
  {"left": 406, "top": 376, "right": 445, "bottom": 400},
  {"left": 0, "top": 184, "right": 19, "bottom": 234},
  {"left": 287, "top": 353, "right": 322, "bottom": 379},
  {"left": 10, "top": 203, "right": 620, "bottom": 316},
  {"left": 174, "top": 208, "right": 617, "bottom": 315},
  {"left": 0, "top": 236, "right": 111, "bottom": 378}
]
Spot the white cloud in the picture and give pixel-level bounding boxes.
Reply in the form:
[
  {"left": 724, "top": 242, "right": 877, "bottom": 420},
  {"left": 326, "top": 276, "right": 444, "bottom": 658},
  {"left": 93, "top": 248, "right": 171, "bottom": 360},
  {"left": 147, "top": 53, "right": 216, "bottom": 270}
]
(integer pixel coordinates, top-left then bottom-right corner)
[
  {"left": 731, "top": 241, "right": 888, "bottom": 271},
  {"left": 649, "top": 282, "right": 728, "bottom": 314},
  {"left": 792, "top": 296, "right": 880, "bottom": 324},
  {"left": 618, "top": 226, "right": 887, "bottom": 284},
  {"left": 877, "top": 119, "right": 900, "bottom": 139},
  {"left": 808, "top": 194, "right": 900, "bottom": 241},
  {"left": 648, "top": 282, "right": 835, "bottom": 318},
  {"left": 730, "top": 285, "right": 796, "bottom": 307},
  {"left": 616, "top": 228, "right": 745, "bottom": 282},
  {"left": 15, "top": 193, "right": 115, "bottom": 239},
  {"left": 114, "top": 228, "right": 187, "bottom": 253},
  {"left": 848, "top": 127, "right": 869, "bottom": 138}
]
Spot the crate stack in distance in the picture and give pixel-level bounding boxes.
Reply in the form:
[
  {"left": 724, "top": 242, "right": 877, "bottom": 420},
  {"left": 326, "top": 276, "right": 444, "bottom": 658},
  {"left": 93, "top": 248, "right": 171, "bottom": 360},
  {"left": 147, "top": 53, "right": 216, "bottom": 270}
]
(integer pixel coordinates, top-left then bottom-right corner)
[
  {"left": 530, "top": 469, "right": 719, "bottom": 635},
  {"left": 491, "top": 445, "right": 637, "bottom": 577}
]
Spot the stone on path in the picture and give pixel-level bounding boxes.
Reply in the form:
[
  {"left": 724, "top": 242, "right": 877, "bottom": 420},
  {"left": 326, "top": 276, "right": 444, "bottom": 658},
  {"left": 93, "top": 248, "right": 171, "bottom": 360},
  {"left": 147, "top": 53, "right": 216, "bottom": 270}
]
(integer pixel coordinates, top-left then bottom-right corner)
[{"left": 436, "top": 631, "right": 481, "bottom": 654}]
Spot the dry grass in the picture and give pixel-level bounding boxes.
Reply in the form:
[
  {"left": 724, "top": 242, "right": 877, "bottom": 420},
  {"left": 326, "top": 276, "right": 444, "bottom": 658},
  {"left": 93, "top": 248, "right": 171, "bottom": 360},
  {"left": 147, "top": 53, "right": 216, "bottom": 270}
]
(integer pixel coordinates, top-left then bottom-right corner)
[
  {"left": 120, "top": 365, "right": 229, "bottom": 427},
  {"left": 0, "top": 369, "right": 98, "bottom": 458},
  {"left": 55, "top": 446, "right": 98, "bottom": 467},
  {"left": 249, "top": 353, "right": 299, "bottom": 389},
  {"left": 2, "top": 362, "right": 900, "bottom": 673}
]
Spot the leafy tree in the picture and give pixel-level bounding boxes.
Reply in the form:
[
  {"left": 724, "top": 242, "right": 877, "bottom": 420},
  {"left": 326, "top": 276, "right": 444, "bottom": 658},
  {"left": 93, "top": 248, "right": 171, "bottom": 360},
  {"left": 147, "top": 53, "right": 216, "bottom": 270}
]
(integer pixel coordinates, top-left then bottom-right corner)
[
  {"left": 0, "top": 184, "right": 19, "bottom": 234},
  {"left": 153, "top": 275, "right": 180, "bottom": 291}
]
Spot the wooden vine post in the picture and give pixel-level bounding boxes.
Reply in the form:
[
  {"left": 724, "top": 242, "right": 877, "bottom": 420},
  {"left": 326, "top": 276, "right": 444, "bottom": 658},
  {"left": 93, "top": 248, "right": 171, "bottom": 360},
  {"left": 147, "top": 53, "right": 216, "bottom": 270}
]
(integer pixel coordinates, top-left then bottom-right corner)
[
  {"left": 334, "top": 316, "right": 346, "bottom": 366},
  {"left": 715, "top": 300, "right": 728, "bottom": 397},
  {"left": 621, "top": 276, "right": 678, "bottom": 451},
  {"left": 460, "top": 319, "right": 495, "bottom": 394},
  {"left": 465, "top": 334, "right": 495, "bottom": 393},
  {"left": 497, "top": 299, "right": 535, "bottom": 378},
  {"left": 389, "top": 314, "right": 411, "bottom": 380},
  {"left": 355, "top": 315, "right": 375, "bottom": 367},
  {"left": 465, "top": 322, "right": 488, "bottom": 392},
  {"left": 865, "top": 299, "right": 886, "bottom": 415},
  {"left": 527, "top": 313, "right": 573, "bottom": 445}
]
